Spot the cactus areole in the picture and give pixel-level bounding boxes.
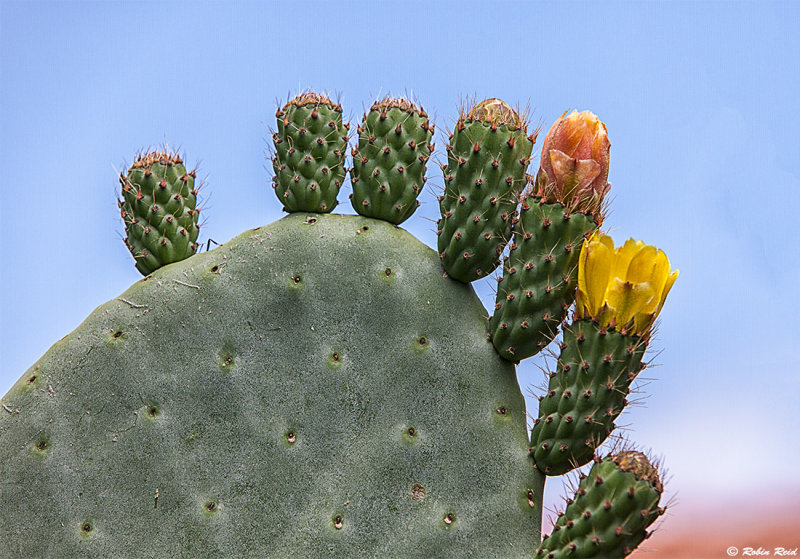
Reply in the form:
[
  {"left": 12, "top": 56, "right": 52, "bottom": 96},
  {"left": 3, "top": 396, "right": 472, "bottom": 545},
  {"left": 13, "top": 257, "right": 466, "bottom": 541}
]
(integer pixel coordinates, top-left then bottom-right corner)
[{"left": 1, "top": 96, "right": 674, "bottom": 558}]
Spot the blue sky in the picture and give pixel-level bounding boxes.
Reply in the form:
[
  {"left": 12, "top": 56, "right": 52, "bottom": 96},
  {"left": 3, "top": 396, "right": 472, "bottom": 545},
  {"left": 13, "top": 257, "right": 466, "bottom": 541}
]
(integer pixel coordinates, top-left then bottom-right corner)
[{"left": 2, "top": 0, "right": 799, "bottom": 523}]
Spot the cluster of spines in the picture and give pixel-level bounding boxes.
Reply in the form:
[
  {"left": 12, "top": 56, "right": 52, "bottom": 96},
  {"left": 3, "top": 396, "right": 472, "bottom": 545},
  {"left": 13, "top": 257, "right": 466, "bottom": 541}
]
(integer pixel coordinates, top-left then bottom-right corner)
[
  {"left": 118, "top": 148, "right": 200, "bottom": 276},
  {"left": 436, "top": 99, "right": 535, "bottom": 283},
  {"left": 271, "top": 91, "right": 349, "bottom": 213},
  {"left": 529, "top": 319, "right": 647, "bottom": 476},
  {"left": 534, "top": 451, "right": 664, "bottom": 559},
  {"left": 488, "top": 194, "right": 598, "bottom": 361},
  {"left": 349, "top": 96, "right": 434, "bottom": 224}
]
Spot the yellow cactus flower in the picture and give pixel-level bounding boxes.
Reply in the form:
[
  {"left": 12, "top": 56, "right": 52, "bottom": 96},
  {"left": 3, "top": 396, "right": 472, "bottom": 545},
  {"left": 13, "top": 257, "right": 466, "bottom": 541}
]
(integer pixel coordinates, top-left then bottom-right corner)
[{"left": 576, "top": 233, "right": 678, "bottom": 335}]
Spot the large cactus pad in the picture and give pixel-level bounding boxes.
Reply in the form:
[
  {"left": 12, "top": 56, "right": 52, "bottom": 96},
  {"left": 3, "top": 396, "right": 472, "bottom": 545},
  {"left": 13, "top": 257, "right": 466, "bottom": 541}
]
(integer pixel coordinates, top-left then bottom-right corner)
[{"left": 0, "top": 214, "right": 544, "bottom": 558}]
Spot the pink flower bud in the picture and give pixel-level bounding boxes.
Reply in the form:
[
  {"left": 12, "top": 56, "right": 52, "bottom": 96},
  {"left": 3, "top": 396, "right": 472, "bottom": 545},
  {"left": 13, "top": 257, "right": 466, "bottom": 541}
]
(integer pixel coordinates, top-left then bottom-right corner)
[{"left": 537, "top": 110, "right": 611, "bottom": 213}]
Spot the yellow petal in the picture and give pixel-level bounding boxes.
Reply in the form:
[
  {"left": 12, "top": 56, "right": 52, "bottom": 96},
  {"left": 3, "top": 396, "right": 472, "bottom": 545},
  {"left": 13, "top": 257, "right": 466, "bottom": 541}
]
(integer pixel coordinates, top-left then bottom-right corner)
[
  {"left": 655, "top": 269, "right": 679, "bottom": 315},
  {"left": 597, "top": 233, "right": 615, "bottom": 252},
  {"left": 626, "top": 245, "right": 658, "bottom": 283},
  {"left": 633, "top": 311, "right": 656, "bottom": 335},
  {"left": 627, "top": 247, "right": 670, "bottom": 313},
  {"left": 575, "top": 288, "right": 591, "bottom": 319},
  {"left": 635, "top": 268, "right": 678, "bottom": 334},
  {"left": 613, "top": 239, "right": 645, "bottom": 282},
  {"left": 606, "top": 278, "right": 655, "bottom": 328},
  {"left": 577, "top": 233, "right": 613, "bottom": 318},
  {"left": 644, "top": 250, "right": 672, "bottom": 313}
]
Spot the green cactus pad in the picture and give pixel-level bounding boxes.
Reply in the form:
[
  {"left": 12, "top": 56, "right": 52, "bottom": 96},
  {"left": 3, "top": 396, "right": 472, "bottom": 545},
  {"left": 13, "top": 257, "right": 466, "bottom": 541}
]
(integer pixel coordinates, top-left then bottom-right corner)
[
  {"left": 271, "top": 92, "right": 348, "bottom": 213},
  {"left": 350, "top": 97, "right": 433, "bottom": 224},
  {"left": 119, "top": 150, "right": 200, "bottom": 276},
  {"left": 437, "top": 99, "right": 534, "bottom": 283},
  {"left": 529, "top": 320, "right": 646, "bottom": 476},
  {"left": 0, "top": 213, "right": 545, "bottom": 558},
  {"left": 534, "top": 452, "right": 663, "bottom": 558},
  {"left": 489, "top": 198, "right": 596, "bottom": 361}
]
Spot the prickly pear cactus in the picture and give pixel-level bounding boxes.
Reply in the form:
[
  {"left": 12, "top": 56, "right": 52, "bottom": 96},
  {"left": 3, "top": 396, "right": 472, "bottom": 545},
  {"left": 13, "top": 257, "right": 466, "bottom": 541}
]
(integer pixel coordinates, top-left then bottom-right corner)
[
  {"left": 489, "top": 198, "right": 596, "bottom": 361},
  {"left": 489, "top": 110, "right": 611, "bottom": 361},
  {"left": 437, "top": 99, "right": 534, "bottom": 283},
  {"left": 533, "top": 452, "right": 664, "bottom": 559},
  {"left": 0, "top": 95, "right": 677, "bottom": 559}
]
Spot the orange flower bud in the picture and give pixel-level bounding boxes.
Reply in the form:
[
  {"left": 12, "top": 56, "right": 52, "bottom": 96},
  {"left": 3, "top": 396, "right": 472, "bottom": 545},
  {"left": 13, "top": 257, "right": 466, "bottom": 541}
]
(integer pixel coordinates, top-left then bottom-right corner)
[{"left": 536, "top": 110, "right": 611, "bottom": 214}]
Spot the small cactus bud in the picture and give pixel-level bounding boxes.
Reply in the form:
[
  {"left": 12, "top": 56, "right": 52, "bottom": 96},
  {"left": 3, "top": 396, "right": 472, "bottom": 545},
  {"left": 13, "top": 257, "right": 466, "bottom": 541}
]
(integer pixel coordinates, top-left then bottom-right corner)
[{"left": 466, "top": 98, "right": 525, "bottom": 131}]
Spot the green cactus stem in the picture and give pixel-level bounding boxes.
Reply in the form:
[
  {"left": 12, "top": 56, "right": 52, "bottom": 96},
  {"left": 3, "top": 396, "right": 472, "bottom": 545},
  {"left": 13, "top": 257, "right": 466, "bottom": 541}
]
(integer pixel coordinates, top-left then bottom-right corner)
[
  {"left": 350, "top": 96, "right": 434, "bottom": 224},
  {"left": 534, "top": 451, "right": 664, "bottom": 559},
  {"left": 271, "top": 91, "right": 349, "bottom": 213},
  {"left": 529, "top": 319, "right": 647, "bottom": 476},
  {"left": 488, "top": 195, "right": 597, "bottom": 361},
  {"left": 118, "top": 149, "right": 200, "bottom": 276},
  {"left": 437, "top": 98, "right": 534, "bottom": 283}
]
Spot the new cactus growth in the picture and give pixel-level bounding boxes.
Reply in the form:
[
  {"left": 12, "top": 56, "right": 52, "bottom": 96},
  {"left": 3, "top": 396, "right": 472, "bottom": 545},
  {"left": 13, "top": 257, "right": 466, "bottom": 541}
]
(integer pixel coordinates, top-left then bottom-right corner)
[
  {"left": 1, "top": 98, "right": 676, "bottom": 558},
  {"left": 350, "top": 96, "right": 434, "bottom": 224},
  {"left": 118, "top": 148, "right": 201, "bottom": 275},
  {"left": 437, "top": 98, "right": 535, "bottom": 282},
  {"left": 271, "top": 91, "right": 349, "bottom": 213}
]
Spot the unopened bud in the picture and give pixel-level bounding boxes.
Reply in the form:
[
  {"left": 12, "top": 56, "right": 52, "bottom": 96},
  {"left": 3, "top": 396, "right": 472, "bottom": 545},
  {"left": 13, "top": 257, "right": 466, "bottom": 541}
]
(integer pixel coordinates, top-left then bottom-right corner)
[{"left": 537, "top": 110, "right": 610, "bottom": 213}]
